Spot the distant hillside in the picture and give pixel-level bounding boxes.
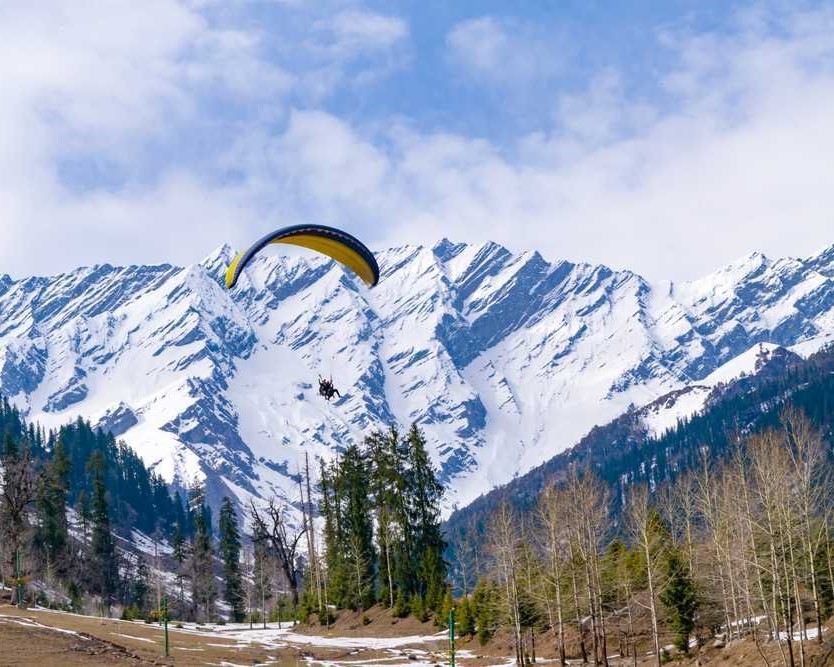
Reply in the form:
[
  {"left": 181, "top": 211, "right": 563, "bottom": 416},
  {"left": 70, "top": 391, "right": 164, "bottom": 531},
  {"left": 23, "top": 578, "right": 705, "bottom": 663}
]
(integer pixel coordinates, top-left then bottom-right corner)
[
  {"left": 0, "top": 396, "right": 182, "bottom": 539},
  {"left": 444, "top": 343, "right": 834, "bottom": 566}
]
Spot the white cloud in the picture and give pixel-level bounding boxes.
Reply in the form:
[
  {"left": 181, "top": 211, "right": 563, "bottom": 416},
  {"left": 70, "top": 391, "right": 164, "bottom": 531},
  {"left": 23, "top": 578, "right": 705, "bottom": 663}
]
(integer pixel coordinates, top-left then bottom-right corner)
[
  {"left": 226, "top": 6, "right": 834, "bottom": 281},
  {"left": 325, "top": 10, "right": 407, "bottom": 54},
  {"left": 446, "top": 16, "right": 567, "bottom": 86},
  {"left": 1, "top": 2, "right": 834, "bottom": 285},
  {"left": 296, "top": 8, "right": 409, "bottom": 100},
  {"left": 0, "top": 0, "right": 294, "bottom": 275}
]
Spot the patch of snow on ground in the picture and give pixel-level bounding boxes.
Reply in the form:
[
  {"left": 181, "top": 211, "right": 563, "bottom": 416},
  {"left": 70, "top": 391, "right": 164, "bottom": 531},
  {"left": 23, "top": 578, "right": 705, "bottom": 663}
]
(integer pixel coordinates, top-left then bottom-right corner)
[{"left": 0, "top": 614, "right": 86, "bottom": 638}]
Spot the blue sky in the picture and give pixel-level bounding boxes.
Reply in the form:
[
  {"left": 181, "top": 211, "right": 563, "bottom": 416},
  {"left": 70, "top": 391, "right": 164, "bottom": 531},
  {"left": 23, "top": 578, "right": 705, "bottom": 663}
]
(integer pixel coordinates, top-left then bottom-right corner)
[{"left": 2, "top": 0, "right": 834, "bottom": 280}]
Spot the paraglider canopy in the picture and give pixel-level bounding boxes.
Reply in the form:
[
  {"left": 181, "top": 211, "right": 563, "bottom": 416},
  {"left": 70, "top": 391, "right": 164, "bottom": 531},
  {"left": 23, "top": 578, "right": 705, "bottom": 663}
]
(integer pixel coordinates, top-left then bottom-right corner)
[{"left": 225, "top": 224, "right": 380, "bottom": 290}]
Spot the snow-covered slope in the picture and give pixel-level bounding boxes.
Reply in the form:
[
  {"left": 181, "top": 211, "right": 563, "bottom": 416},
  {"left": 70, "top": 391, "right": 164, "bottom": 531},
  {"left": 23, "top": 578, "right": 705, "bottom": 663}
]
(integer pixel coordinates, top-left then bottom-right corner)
[
  {"left": 637, "top": 342, "right": 804, "bottom": 439},
  {"left": 1, "top": 240, "right": 833, "bottom": 511}
]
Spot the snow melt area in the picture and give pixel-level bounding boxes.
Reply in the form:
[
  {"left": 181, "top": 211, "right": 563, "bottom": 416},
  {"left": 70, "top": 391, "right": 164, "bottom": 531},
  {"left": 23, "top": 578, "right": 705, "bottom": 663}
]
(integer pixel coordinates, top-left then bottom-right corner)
[
  {"left": 129, "top": 530, "right": 174, "bottom": 557},
  {"left": 176, "top": 621, "right": 446, "bottom": 651},
  {"left": 1, "top": 242, "right": 834, "bottom": 513},
  {"left": 780, "top": 627, "right": 824, "bottom": 641}
]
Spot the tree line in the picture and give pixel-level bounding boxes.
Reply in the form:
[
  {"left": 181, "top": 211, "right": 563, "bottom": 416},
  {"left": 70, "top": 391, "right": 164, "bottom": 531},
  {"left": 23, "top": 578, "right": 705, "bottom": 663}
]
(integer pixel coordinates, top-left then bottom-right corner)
[
  {"left": 451, "top": 407, "right": 834, "bottom": 666},
  {"left": 0, "top": 394, "right": 251, "bottom": 623},
  {"left": 288, "top": 424, "right": 448, "bottom": 625},
  {"left": 178, "top": 423, "right": 452, "bottom": 630}
]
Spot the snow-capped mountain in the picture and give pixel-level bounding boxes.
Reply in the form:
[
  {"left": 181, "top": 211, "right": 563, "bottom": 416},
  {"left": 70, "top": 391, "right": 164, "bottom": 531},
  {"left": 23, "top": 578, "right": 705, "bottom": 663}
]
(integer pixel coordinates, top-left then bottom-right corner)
[{"left": 1, "top": 240, "right": 833, "bottom": 512}]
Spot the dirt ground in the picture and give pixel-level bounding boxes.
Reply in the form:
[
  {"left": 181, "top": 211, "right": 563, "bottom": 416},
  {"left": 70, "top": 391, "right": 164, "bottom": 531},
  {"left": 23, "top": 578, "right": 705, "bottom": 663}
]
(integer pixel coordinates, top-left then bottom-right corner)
[
  {"left": 3, "top": 603, "right": 834, "bottom": 666},
  {"left": 0, "top": 605, "right": 303, "bottom": 666},
  {"left": 0, "top": 605, "right": 450, "bottom": 666},
  {"left": 300, "top": 603, "right": 445, "bottom": 638}
]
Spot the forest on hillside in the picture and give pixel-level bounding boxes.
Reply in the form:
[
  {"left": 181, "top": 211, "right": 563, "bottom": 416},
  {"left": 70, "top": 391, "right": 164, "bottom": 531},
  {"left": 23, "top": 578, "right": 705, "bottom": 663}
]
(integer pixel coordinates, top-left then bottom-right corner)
[
  {"left": 447, "top": 408, "right": 833, "bottom": 666},
  {"left": 0, "top": 395, "right": 249, "bottom": 621},
  {"left": 0, "top": 397, "right": 450, "bottom": 631}
]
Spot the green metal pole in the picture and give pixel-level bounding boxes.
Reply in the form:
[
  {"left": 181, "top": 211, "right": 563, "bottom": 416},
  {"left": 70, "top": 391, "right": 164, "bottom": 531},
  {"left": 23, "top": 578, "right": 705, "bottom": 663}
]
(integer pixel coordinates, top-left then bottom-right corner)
[
  {"left": 162, "top": 596, "right": 169, "bottom": 657},
  {"left": 449, "top": 607, "right": 456, "bottom": 667}
]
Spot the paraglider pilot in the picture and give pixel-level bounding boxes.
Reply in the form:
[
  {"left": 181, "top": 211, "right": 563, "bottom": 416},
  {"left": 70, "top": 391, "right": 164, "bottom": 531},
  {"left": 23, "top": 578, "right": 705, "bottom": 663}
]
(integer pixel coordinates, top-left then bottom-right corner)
[{"left": 318, "top": 375, "right": 341, "bottom": 401}]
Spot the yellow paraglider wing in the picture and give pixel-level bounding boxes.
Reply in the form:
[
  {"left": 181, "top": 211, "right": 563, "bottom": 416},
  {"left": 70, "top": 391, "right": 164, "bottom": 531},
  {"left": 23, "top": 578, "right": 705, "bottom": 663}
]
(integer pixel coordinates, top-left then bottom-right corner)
[{"left": 225, "top": 224, "right": 380, "bottom": 290}]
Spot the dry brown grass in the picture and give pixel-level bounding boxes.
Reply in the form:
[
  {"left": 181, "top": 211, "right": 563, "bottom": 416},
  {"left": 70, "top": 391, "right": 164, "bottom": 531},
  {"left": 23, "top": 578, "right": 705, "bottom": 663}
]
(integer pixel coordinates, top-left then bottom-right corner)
[{"left": 0, "top": 605, "right": 302, "bottom": 666}]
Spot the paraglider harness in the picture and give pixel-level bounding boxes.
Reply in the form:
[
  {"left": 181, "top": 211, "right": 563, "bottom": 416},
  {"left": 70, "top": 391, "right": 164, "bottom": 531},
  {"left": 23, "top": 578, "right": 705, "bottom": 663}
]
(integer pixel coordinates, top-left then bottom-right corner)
[{"left": 318, "top": 375, "right": 341, "bottom": 401}]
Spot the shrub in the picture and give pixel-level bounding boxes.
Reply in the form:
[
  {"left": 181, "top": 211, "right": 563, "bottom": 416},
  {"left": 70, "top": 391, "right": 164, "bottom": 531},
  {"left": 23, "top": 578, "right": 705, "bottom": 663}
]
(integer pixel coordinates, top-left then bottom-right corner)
[{"left": 393, "top": 590, "right": 409, "bottom": 618}]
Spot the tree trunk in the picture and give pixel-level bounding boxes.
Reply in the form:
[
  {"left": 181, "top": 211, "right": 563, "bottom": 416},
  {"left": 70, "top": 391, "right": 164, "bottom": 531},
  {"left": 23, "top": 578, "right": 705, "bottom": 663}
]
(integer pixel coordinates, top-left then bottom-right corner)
[
  {"left": 643, "top": 536, "right": 662, "bottom": 667},
  {"left": 570, "top": 554, "right": 588, "bottom": 664}
]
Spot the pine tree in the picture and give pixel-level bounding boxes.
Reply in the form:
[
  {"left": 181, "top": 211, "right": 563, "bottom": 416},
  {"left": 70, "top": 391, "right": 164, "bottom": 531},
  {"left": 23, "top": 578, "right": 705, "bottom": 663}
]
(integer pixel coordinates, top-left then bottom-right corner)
[
  {"left": 320, "top": 460, "right": 346, "bottom": 608},
  {"left": 35, "top": 439, "right": 71, "bottom": 579},
  {"left": 172, "top": 524, "right": 188, "bottom": 609},
  {"left": 218, "top": 497, "right": 245, "bottom": 622},
  {"left": 246, "top": 510, "right": 274, "bottom": 625},
  {"left": 660, "top": 548, "right": 697, "bottom": 653},
  {"left": 368, "top": 429, "right": 399, "bottom": 608},
  {"left": 320, "top": 423, "right": 449, "bottom": 615},
  {"left": 472, "top": 578, "right": 497, "bottom": 645},
  {"left": 133, "top": 555, "right": 150, "bottom": 614},
  {"left": 174, "top": 491, "right": 189, "bottom": 537},
  {"left": 77, "top": 490, "right": 91, "bottom": 543},
  {"left": 190, "top": 507, "right": 217, "bottom": 622},
  {"left": 410, "top": 593, "right": 428, "bottom": 623},
  {"left": 439, "top": 588, "right": 454, "bottom": 627},
  {"left": 457, "top": 596, "right": 475, "bottom": 637},
  {"left": 88, "top": 450, "right": 119, "bottom": 608},
  {"left": 393, "top": 588, "right": 410, "bottom": 618},
  {"left": 340, "top": 444, "right": 376, "bottom": 611},
  {"left": 3, "top": 430, "right": 18, "bottom": 459},
  {"left": 405, "top": 424, "right": 447, "bottom": 611}
]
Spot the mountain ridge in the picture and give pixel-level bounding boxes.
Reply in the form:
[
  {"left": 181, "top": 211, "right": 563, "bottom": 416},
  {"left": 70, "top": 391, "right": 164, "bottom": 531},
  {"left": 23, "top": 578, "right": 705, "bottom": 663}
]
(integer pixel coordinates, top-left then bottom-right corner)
[{"left": 0, "top": 238, "right": 833, "bottom": 513}]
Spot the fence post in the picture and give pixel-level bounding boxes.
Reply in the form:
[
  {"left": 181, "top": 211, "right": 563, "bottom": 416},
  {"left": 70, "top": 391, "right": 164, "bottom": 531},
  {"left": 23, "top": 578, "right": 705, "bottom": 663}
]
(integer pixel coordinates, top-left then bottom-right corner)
[
  {"left": 162, "top": 596, "right": 169, "bottom": 657},
  {"left": 449, "top": 607, "right": 456, "bottom": 667}
]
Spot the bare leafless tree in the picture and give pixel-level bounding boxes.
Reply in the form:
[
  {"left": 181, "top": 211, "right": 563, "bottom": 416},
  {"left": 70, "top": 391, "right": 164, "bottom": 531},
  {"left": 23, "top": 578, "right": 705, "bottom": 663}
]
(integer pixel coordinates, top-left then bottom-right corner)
[
  {"left": 250, "top": 498, "right": 306, "bottom": 608},
  {"left": 538, "top": 483, "right": 570, "bottom": 666},
  {"left": 625, "top": 483, "right": 665, "bottom": 667},
  {"left": 0, "top": 445, "right": 35, "bottom": 604},
  {"left": 486, "top": 500, "right": 524, "bottom": 666}
]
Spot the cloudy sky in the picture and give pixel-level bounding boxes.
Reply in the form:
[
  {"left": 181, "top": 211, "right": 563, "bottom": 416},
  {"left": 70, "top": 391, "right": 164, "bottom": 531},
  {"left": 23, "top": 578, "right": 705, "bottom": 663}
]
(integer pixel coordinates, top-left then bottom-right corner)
[{"left": 2, "top": 0, "right": 833, "bottom": 281}]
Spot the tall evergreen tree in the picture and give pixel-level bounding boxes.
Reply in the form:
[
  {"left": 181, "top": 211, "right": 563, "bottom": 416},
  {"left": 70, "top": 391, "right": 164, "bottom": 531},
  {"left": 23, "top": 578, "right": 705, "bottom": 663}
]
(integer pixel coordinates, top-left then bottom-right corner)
[
  {"left": 88, "top": 450, "right": 119, "bottom": 607},
  {"left": 251, "top": 516, "right": 273, "bottom": 624},
  {"left": 133, "top": 555, "right": 151, "bottom": 614},
  {"left": 35, "top": 439, "right": 71, "bottom": 579},
  {"left": 172, "top": 524, "right": 188, "bottom": 609},
  {"left": 190, "top": 507, "right": 217, "bottom": 622},
  {"left": 339, "top": 444, "right": 376, "bottom": 611},
  {"left": 404, "top": 424, "right": 447, "bottom": 611},
  {"left": 660, "top": 548, "right": 698, "bottom": 652},
  {"left": 320, "top": 460, "right": 345, "bottom": 609},
  {"left": 218, "top": 497, "right": 245, "bottom": 622},
  {"left": 368, "top": 428, "right": 400, "bottom": 607},
  {"left": 174, "top": 491, "right": 189, "bottom": 537}
]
